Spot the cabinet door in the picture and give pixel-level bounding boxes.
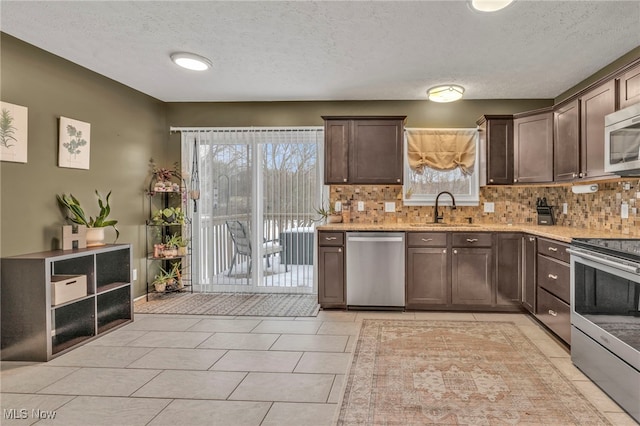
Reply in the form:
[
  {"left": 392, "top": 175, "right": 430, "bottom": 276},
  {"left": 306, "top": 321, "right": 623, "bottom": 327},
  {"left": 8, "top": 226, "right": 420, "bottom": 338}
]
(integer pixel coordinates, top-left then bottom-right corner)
[
  {"left": 580, "top": 80, "right": 616, "bottom": 179},
  {"left": 495, "top": 233, "right": 522, "bottom": 306},
  {"left": 406, "top": 247, "right": 449, "bottom": 307},
  {"left": 482, "top": 116, "right": 514, "bottom": 185},
  {"left": 324, "top": 120, "right": 349, "bottom": 184},
  {"left": 318, "top": 246, "right": 345, "bottom": 307},
  {"left": 514, "top": 112, "right": 553, "bottom": 183},
  {"left": 618, "top": 62, "right": 640, "bottom": 110},
  {"left": 350, "top": 119, "right": 403, "bottom": 184},
  {"left": 522, "top": 235, "right": 536, "bottom": 313},
  {"left": 554, "top": 100, "right": 580, "bottom": 182},
  {"left": 451, "top": 247, "right": 493, "bottom": 305}
]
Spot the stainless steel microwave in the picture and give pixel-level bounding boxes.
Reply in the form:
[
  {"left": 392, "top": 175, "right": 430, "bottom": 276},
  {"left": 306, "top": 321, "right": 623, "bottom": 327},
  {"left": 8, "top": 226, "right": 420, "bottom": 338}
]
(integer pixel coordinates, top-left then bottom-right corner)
[{"left": 605, "top": 102, "right": 640, "bottom": 176}]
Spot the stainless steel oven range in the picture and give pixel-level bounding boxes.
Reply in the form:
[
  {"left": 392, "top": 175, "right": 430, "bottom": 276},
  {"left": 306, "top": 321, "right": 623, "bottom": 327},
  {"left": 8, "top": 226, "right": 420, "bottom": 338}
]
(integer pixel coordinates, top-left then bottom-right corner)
[{"left": 569, "top": 238, "right": 640, "bottom": 422}]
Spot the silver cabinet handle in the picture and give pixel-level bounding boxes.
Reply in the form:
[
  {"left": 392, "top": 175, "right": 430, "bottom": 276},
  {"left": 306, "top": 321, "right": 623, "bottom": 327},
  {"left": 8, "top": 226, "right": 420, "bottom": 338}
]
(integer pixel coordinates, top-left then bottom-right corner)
[
  {"left": 514, "top": 178, "right": 518, "bottom": 183},
  {"left": 443, "top": 249, "right": 447, "bottom": 253},
  {"left": 466, "top": 238, "right": 478, "bottom": 243},
  {"left": 548, "top": 247, "right": 558, "bottom": 252},
  {"left": 338, "top": 248, "right": 342, "bottom": 252},
  {"left": 529, "top": 237, "right": 535, "bottom": 242},
  {"left": 396, "top": 178, "right": 401, "bottom": 182},
  {"left": 453, "top": 249, "right": 458, "bottom": 254},
  {"left": 548, "top": 274, "right": 558, "bottom": 280},
  {"left": 572, "top": 173, "right": 577, "bottom": 178},
  {"left": 548, "top": 310, "right": 557, "bottom": 317},
  {"left": 343, "top": 178, "right": 347, "bottom": 182},
  {"left": 489, "top": 178, "right": 494, "bottom": 183},
  {"left": 421, "top": 238, "right": 433, "bottom": 242},
  {"left": 325, "top": 237, "right": 337, "bottom": 241}
]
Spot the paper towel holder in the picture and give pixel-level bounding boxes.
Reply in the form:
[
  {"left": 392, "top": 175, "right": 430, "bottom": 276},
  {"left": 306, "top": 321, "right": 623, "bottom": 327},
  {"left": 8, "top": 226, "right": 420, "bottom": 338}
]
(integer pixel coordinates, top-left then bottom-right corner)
[{"left": 572, "top": 184, "right": 598, "bottom": 194}]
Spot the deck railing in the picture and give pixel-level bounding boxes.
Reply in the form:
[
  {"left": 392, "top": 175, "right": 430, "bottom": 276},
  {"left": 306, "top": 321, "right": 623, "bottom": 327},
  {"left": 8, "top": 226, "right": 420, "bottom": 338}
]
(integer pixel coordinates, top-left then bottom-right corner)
[{"left": 197, "top": 213, "right": 315, "bottom": 285}]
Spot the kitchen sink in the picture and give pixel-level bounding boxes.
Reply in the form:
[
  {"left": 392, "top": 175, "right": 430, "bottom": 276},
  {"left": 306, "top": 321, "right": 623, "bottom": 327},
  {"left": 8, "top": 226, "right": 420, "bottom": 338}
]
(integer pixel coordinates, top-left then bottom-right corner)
[{"left": 409, "top": 223, "right": 480, "bottom": 228}]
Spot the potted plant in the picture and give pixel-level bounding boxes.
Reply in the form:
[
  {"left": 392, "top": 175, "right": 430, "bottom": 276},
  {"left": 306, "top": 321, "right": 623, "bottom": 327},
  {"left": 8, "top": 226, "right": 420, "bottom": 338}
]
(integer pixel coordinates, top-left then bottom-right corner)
[
  {"left": 175, "top": 235, "right": 190, "bottom": 256},
  {"left": 150, "top": 207, "right": 185, "bottom": 225},
  {"left": 152, "top": 265, "right": 176, "bottom": 292},
  {"left": 57, "top": 190, "right": 119, "bottom": 246},
  {"left": 162, "top": 233, "right": 181, "bottom": 257},
  {"left": 314, "top": 203, "right": 343, "bottom": 224},
  {"left": 149, "top": 158, "right": 181, "bottom": 193}
]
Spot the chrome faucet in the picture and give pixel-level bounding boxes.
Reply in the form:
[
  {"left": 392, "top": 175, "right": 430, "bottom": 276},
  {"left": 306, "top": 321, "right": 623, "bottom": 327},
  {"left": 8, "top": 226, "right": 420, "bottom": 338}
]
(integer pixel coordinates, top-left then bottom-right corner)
[{"left": 434, "top": 191, "right": 457, "bottom": 223}]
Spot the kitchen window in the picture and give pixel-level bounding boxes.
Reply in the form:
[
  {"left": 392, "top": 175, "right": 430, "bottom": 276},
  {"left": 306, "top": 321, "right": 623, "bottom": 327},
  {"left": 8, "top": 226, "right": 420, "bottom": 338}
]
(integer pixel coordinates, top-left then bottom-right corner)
[{"left": 403, "top": 128, "right": 479, "bottom": 206}]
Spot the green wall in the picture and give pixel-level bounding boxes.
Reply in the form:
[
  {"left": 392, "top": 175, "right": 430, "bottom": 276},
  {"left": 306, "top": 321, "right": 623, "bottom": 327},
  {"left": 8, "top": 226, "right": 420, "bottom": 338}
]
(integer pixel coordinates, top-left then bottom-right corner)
[
  {"left": 0, "top": 34, "right": 168, "bottom": 296},
  {"left": 2, "top": 31, "right": 636, "bottom": 298}
]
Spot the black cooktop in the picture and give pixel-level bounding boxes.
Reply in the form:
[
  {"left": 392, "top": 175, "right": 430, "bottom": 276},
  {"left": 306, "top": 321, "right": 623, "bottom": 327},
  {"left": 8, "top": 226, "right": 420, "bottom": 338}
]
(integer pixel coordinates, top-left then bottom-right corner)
[{"left": 572, "top": 238, "right": 640, "bottom": 263}]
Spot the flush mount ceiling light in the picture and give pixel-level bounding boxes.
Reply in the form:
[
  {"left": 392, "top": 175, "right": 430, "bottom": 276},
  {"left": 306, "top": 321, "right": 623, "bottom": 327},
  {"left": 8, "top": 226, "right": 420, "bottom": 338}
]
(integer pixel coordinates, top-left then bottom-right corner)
[
  {"left": 170, "top": 52, "right": 212, "bottom": 71},
  {"left": 470, "top": 0, "right": 514, "bottom": 12},
  {"left": 426, "top": 85, "right": 465, "bottom": 103}
]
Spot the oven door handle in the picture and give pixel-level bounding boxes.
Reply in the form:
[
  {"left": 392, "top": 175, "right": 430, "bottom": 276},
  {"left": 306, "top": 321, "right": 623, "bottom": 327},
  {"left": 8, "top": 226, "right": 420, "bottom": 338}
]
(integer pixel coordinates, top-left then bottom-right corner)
[{"left": 568, "top": 248, "right": 640, "bottom": 274}]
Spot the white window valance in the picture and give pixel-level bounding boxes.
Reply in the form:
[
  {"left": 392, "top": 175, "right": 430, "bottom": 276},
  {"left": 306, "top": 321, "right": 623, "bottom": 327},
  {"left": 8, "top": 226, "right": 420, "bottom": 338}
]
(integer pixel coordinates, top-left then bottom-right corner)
[{"left": 406, "top": 129, "right": 477, "bottom": 176}]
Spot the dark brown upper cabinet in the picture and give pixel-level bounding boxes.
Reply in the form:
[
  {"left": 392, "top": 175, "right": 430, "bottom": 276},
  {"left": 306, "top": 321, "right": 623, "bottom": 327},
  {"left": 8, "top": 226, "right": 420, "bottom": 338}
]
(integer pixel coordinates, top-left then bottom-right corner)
[
  {"left": 554, "top": 99, "right": 580, "bottom": 182},
  {"left": 580, "top": 80, "right": 616, "bottom": 179},
  {"left": 322, "top": 116, "right": 406, "bottom": 185},
  {"left": 477, "top": 115, "right": 514, "bottom": 185},
  {"left": 513, "top": 109, "right": 554, "bottom": 184},
  {"left": 618, "top": 61, "right": 640, "bottom": 110}
]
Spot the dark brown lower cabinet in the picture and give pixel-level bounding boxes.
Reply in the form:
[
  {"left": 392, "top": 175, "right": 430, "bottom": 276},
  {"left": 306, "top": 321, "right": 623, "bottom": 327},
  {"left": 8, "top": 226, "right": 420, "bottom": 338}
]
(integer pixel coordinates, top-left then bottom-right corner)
[
  {"left": 536, "top": 287, "right": 571, "bottom": 344},
  {"left": 317, "top": 232, "right": 345, "bottom": 308},
  {"left": 406, "top": 247, "right": 449, "bottom": 308},
  {"left": 495, "top": 233, "right": 522, "bottom": 307},
  {"left": 522, "top": 235, "right": 537, "bottom": 313},
  {"left": 451, "top": 247, "right": 493, "bottom": 306}
]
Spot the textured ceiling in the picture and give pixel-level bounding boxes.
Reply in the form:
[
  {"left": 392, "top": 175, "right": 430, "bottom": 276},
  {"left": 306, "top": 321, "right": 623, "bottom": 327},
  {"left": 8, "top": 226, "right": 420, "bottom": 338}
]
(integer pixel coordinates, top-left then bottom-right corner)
[{"left": 1, "top": 1, "right": 639, "bottom": 102}]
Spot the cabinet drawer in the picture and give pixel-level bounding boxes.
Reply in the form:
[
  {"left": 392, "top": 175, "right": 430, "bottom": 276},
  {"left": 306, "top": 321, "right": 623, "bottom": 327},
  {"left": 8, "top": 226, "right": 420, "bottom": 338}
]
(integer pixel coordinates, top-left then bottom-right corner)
[
  {"left": 452, "top": 233, "right": 492, "bottom": 247},
  {"left": 537, "top": 255, "right": 570, "bottom": 303},
  {"left": 407, "top": 232, "right": 447, "bottom": 247},
  {"left": 536, "top": 287, "right": 571, "bottom": 344},
  {"left": 537, "top": 238, "right": 570, "bottom": 263},
  {"left": 318, "top": 232, "right": 344, "bottom": 246}
]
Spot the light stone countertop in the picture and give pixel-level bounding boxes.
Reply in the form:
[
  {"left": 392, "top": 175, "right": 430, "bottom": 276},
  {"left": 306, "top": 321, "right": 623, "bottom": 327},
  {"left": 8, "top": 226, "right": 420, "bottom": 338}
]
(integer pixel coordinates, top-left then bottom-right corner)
[{"left": 315, "top": 222, "right": 632, "bottom": 243}]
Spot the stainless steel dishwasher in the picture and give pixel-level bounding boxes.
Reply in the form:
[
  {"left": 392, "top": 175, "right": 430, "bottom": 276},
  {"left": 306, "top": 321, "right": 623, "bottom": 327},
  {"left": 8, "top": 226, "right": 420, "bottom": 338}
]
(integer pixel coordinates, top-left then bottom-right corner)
[{"left": 346, "top": 232, "right": 405, "bottom": 308}]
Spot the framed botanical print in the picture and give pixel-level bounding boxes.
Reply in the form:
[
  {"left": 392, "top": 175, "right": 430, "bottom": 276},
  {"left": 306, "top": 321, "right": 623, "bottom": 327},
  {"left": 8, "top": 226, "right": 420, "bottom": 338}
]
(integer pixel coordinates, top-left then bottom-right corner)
[
  {"left": 0, "top": 101, "right": 28, "bottom": 163},
  {"left": 59, "top": 116, "right": 90, "bottom": 169}
]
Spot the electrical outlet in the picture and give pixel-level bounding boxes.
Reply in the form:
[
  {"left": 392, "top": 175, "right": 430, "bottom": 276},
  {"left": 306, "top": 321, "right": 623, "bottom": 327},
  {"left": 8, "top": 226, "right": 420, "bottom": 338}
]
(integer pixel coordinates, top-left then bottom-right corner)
[
  {"left": 484, "top": 202, "right": 494, "bottom": 213},
  {"left": 132, "top": 269, "right": 137, "bottom": 281},
  {"left": 562, "top": 203, "right": 568, "bottom": 215},
  {"left": 334, "top": 201, "right": 342, "bottom": 212},
  {"left": 621, "top": 202, "right": 629, "bottom": 219},
  {"left": 384, "top": 202, "right": 396, "bottom": 213},
  {"left": 623, "top": 182, "right": 631, "bottom": 190},
  {"left": 358, "top": 201, "right": 365, "bottom": 211}
]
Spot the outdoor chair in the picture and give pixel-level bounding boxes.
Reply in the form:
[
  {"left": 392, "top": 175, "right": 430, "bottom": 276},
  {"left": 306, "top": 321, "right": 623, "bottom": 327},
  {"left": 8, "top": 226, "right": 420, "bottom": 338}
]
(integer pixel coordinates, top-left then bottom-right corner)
[{"left": 225, "top": 220, "right": 288, "bottom": 276}]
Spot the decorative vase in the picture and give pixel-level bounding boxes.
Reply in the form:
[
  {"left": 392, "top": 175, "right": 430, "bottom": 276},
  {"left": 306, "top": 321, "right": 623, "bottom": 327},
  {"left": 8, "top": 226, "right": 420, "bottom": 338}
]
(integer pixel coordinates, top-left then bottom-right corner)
[
  {"left": 154, "top": 282, "right": 167, "bottom": 292},
  {"left": 86, "top": 227, "right": 106, "bottom": 247},
  {"left": 162, "top": 248, "right": 178, "bottom": 258},
  {"left": 178, "top": 246, "right": 188, "bottom": 256}
]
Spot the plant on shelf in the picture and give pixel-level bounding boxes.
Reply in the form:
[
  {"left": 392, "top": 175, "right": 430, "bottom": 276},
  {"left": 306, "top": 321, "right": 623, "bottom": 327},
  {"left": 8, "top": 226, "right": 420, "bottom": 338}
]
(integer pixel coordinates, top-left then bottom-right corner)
[
  {"left": 175, "top": 235, "right": 190, "bottom": 256},
  {"left": 150, "top": 207, "right": 185, "bottom": 225},
  {"left": 149, "top": 158, "right": 182, "bottom": 193},
  {"left": 161, "top": 233, "right": 181, "bottom": 257},
  {"left": 57, "top": 190, "right": 119, "bottom": 244},
  {"left": 313, "top": 202, "right": 343, "bottom": 224},
  {"left": 152, "top": 265, "right": 177, "bottom": 292}
]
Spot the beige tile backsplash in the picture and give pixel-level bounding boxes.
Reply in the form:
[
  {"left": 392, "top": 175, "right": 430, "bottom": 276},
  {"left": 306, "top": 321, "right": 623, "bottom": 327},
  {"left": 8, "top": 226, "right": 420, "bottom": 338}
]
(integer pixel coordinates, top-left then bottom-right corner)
[{"left": 330, "top": 178, "right": 640, "bottom": 237}]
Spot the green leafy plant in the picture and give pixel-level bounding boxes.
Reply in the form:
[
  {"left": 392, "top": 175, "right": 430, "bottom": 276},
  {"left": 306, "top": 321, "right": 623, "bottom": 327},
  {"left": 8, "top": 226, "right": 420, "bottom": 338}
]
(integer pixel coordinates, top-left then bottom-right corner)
[
  {"left": 313, "top": 202, "right": 339, "bottom": 223},
  {"left": 151, "top": 207, "right": 185, "bottom": 225},
  {"left": 153, "top": 265, "right": 177, "bottom": 286},
  {"left": 0, "top": 108, "right": 17, "bottom": 148},
  {"left": 56, "top": 190, "right": 119, "bottom": 241},
  {"left": 164, "top": 233, "right": 182, "bottom": 249}
]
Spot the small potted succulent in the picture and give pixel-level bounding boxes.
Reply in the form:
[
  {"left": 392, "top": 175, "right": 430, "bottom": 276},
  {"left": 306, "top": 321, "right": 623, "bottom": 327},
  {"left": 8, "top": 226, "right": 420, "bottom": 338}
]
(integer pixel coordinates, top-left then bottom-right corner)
[
  {"left": 152, "top": 265, "right": 177, "bottom": 292},
  {"left": 161, "top": 234, "right": 181, "bottom": 258},
  {"left": 150, "top": 207, "right": 185, "bottom": 225},
  {"left": 314, "top": 203, "right": 343, "bottom": 224}
]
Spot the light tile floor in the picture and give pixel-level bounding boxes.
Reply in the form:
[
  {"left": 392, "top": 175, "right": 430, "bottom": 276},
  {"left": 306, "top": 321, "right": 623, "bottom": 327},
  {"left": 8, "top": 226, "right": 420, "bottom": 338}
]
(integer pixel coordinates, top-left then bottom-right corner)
[{"left": 1, "top": 311, "right": 637, "bottom": 425}]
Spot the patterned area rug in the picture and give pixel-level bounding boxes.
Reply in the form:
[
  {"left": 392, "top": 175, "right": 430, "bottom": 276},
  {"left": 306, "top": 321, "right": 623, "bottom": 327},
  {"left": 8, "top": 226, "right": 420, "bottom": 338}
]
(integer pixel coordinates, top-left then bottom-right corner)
[
  {"left": 338, "top": 320, "right": 612, "bottom": 425},
  {"left": 134, "top": 292, "right": 320, "bottom": 317}
]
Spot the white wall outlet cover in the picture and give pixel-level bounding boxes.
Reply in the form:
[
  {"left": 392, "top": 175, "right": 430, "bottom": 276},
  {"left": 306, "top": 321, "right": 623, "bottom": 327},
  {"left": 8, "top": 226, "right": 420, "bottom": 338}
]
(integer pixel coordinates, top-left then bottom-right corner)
[
  {"left": 334, "top": 201, "right": 342, "bottom": 211},
  {"left": 621, "top": 202, "right": 629, "bottom": 219},
  {"left": 358, "top": 201, "right": 365, "bottom": 211},
  {"left": 132, "top": 269, "right": 137, "bottom": 281},
  {"left": 484, "top": 202, "right": 495, "bottom": 213},
  {"left": 623, "top": 182, "right": 631, "bottom": 190},
  {"left": 562, "top": 203, "right": 568, "bottom": 214},
  {"left": 632, "top": 207, "right": 638, "bottom": 216},
  {"left": 384, "top": 202, "right": 396, "bottom": 212}
]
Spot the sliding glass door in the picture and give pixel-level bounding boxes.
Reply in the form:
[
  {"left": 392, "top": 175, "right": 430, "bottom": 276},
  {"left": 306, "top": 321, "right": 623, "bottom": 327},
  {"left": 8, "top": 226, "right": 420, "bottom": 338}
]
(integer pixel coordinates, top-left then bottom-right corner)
[{"left": 179, "top": 128, "right": 322, "bottom": 294}]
